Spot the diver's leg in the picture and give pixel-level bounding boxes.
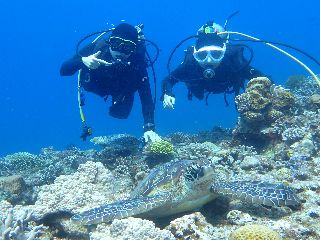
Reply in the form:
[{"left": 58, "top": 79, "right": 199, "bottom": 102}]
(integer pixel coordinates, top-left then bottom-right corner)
[{"left": 109, "top": 94, "right": 134, "bottom": 119}]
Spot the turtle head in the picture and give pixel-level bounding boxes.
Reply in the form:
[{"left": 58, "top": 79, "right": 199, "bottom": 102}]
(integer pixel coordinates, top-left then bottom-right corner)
[{"left": 184, "top": 160, "right": 215, "bottom": 184}]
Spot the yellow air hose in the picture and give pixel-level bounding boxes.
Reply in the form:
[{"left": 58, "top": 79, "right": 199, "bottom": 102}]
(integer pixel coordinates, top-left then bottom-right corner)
[
  {"left": 219, "top": 31, "right": 320, "bottom": 87},
  {"left": 77, "top": 32, "right": 108, "bottom": 125},
  {"left": 77, "top": 69, "right": 86, "bottom": 124}
]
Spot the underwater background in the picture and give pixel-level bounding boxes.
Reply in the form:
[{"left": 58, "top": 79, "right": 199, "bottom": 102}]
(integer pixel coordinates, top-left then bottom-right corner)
[{"left": 0, "top": 0, "right": 319, "bottom": 157}]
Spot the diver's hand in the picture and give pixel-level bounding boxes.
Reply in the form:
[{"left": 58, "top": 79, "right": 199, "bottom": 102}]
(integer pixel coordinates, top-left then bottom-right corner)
[
  {"left": 82, "top": 51, "right": 112, "bottom": 69},
  {"left": 143, "top": 130, "right": 161, "bottom": 143},
  {"left": 163, "top": 94, "right": 175, "bottom": 109}
]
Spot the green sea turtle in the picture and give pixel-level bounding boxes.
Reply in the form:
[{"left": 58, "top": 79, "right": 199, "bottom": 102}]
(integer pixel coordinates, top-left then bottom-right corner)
[{"left": 72, "top": 159, "right": 300, "bottom": 225}]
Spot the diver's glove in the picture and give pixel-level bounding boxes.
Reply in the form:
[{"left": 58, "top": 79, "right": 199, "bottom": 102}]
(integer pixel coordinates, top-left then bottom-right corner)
[
  {"left": 163, "top": 94, "right": 175, "bottom": 109},
  {"left": 82, "top": 51, "right": 112, "bottom": 69},
  {"left": 143, "top": 130, "right": 161, "bottom": 143}
]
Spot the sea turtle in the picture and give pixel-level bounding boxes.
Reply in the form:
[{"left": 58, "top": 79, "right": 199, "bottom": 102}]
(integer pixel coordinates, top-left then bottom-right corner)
[{"left": 71, "top": 159, "right": 300, "bottom": 225}]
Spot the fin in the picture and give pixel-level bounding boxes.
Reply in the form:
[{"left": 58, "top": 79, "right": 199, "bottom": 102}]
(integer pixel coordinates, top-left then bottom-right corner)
[
  {"left": 211, "top": 181, "right": 301, "bottom": 207},
  {"left": 71, "top": 193, "right": 170, "bottom": 225}
]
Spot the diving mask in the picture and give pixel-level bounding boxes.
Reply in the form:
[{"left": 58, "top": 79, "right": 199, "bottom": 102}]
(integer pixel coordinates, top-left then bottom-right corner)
[
  {"left": 193, "top": 44, "right": 226, "bottom": 67},
  {"left": 109, "top": 36, "right": 137, "bottom": 55}
]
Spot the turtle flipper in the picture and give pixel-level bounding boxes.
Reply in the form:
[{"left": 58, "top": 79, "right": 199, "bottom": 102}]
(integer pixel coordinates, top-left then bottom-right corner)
[
  {"left": 71, "top": 193, "right": 170, "bottom": 225},
  {"left": 211, "top": 181, "right": 301, "bottom": 207}
]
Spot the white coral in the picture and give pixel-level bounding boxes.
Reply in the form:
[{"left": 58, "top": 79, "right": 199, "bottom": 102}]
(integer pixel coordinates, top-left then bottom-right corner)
[
  {"left": 90, "top": 217, "right": 175, "bottom": 240},
  {"left": 0, "top": 208, "right": 43, "bottom": 240},
  {"left": 166, "top": 212, "right": 227, "bottom": 240},
  {"left": 31, "top": 161, "right": 134, "bottom": 220}
]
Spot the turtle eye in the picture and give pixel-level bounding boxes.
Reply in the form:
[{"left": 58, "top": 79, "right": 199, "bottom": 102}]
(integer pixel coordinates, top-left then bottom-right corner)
[{"left": 185, "top": 163, "right": 204, "bottom": 182}]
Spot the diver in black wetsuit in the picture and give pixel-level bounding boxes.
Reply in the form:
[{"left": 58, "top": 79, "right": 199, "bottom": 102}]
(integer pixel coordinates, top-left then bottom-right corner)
[
  {"left": 161, "top": 21, "right": 267, "bottom": 109},
  {"left": 60, "top": 23, "right": 160, "bottom": 142}
]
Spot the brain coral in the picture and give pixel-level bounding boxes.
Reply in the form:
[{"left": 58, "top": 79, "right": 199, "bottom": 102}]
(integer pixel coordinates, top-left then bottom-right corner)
[{"left": 229, "top": 224, "right": 282, "bottom": 240}]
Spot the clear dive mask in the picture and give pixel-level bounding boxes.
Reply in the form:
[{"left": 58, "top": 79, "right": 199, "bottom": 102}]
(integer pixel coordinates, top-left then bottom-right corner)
[
  {"left": 193, "top": 44, "right": 226, "bottom": 67},
  {"left": 109, "top": 36, "right": 137, "bottom": 55}
]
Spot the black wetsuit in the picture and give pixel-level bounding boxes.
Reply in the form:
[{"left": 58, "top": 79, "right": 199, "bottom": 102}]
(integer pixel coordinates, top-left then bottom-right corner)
[
  {"left": 60, "top": 36, "right": 155, "bottom": 132},
  {"left": 162, "top": 45, "right": 266, "bottom": 103}
]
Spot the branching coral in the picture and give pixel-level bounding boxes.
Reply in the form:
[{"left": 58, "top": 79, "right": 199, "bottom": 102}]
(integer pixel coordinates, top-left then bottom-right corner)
[
  {"left": 0, "top": 208, "right": 44, "bottom": 239},
  {"left": 4, "top": 152, "right": 46, "bottom": 172},
  {"left": 285, "top": 74, "right": 320, "bottom": 109}
]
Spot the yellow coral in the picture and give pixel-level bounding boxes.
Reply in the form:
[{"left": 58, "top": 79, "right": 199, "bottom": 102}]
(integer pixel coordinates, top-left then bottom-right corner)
[
  {"left": 247, "top": 77, "right": 272, "bottom": 91},
  {"left": 248, "top": 90, "right": 271, "bottom": 111},
  {"left": 243, "top": 112, "right": 264, "bottom": 123},
  {"left": 267, "top": 109, "right": 284, "bottom": 121},
  {"left": 148, "top": 140, "right": 174, "bottom": 155},
  {"left": 229, "top": 224, "right": 282, "bottom": 240},
  {"left": 275, "top": 168, "right": 292, "bottom": 181}
]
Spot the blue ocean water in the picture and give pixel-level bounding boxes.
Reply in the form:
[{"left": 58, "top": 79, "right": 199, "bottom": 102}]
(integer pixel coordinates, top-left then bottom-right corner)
[{"left": 0, "top": 0, "right": 319, "bottom": 157}]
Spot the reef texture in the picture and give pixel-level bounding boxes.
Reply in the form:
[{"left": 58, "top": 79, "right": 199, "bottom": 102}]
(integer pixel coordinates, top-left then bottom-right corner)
[
  {"left": 1, "top": 74, "right": 320, "bottom": 239},
  {"left": 30, "top": 161, "right": 134, "bottom": 221},
  {"left": 229, "top": 224, "right": 282, "bottom": 240},
  {"left": 0, "top": 203, "right": 45, "bottom": 239},
  {"left": 233, "top": 77, "right": 296, "bottom": 148},
  {"left": 90, "top": 217, "right": 175, "bottom": 240}
]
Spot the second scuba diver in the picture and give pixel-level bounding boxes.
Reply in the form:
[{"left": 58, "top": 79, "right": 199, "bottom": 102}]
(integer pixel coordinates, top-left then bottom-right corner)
[
  {"left": 161, "top": 21, "right": 268, "bottom": 108},
  {"left": 60, "top": 23, "right": 161, "bottom": 142}
]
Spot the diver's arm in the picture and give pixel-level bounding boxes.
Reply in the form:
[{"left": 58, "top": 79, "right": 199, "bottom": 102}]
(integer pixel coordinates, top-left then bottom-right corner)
[
  {"left": 60, "top": 55, "right": 85, "bottom": 76},
  {"left": 161, "top": 76, "right": 176, "bottom": 98},
  {"left": 161, "top": 64, "right": 187, "bottom": 99},
  {"left": 60, "top": 43, "right": 96, "bottom": 76},
  {"left": 137, "top": 72, "right": 155, "bottom": 132}
]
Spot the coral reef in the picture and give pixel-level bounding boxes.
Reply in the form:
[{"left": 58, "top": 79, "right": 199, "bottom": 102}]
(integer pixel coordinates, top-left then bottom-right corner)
[
  {"left": 111, "top": 156, "right": 149, "bottom": 180},
  {"left": 4, "top": 152, "right": 46, "bottom": 172},
  {"left": 166, "top": 132, "right": 193, "bottom": 145},
  {"left": 30, "top": 161, "right": 133, "bottom": 221},
  {"left": 144, "top": 140, "right": 175, "bottom": 167},
  {"left": 176, "top": 142, "right": 224, "bottom": 162},
  {"left": 166, "top": 127, "right": 232, "bottom": 145},
  {"left": 90, "top": 217, "right": 175, "bottom": 240},
  {"left": 309, "top": 94, "right": 320, "bottom": 109},
  {"left": 91, "top": 134, "right": 141, "bottom": 158},
  {"left": 0, "top": 175, "right": 28, "bottom": 204},
  {"left": 229, "top": 224, "right": 282, "bottom": 240},
  {"left": 166, "top": 212, "right": 218, "bottom": 240},
  {"left": 1, "top": 147, "right": 94, "bottom": 186},
  {"left": 285, "top": 74, "right": 320, "bottom": 109},
  {"left": 233, "top": 77, "right": 295, "bottom": 148},
  {"left": 285, "top": 75, "right": 307, "bottom": 91},
  {"left": 0, "top": 207, "right": 44, "bottom": 239},
  {"left": 3, "top": 75, "right": 320, "bottom": 239},
  {"left": 226, "top": 210, "right": 254, "bottom": 225},
  {"left": 145, "top": 140, "right": 174, "bottom": 155},
  {"left": 0, "top": 175, "right": 26, "bottom": 195}
]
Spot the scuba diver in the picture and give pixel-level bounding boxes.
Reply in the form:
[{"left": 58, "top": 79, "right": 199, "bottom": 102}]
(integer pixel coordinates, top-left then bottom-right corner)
[
  {"left": 161, "top": 20, "right": 267, "bottom": 108},
  {"left": 60, "top": 23, "right": 161, "bottom": 142}
]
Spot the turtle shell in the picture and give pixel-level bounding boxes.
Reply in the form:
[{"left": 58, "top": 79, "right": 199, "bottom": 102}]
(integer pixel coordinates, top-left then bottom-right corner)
[{"left": 131, "top": 160, "right": 194, "bottom": 198}]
